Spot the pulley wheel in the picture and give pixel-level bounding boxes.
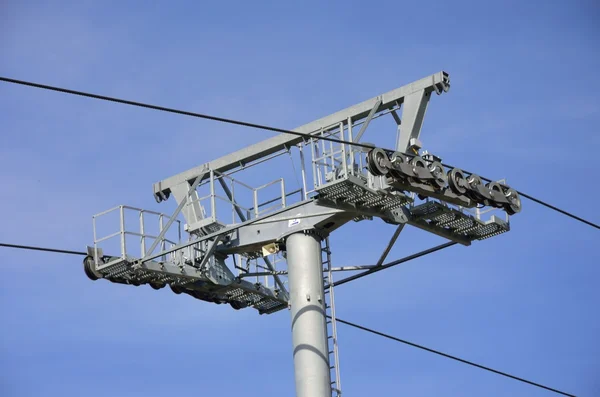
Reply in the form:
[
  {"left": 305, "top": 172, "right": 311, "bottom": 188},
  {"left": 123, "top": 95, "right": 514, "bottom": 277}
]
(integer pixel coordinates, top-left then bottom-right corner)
[
  {"left": 170, "top": 285, "right": 183, "bottom": 295},
  {"left": 150, "top": 282, "right": 165, "bottom": 290},
  {"left": 485, "top": 182, "right": 504, "bottom": 208},
  {"left": 466, "top": 174, "right": 484, "bottom": 201},
  {"left": 428, "top": 161, "right": 447, "bottom": 189},
  {"left": 504, "top": 188, "right": 522, "bottom": 215},
  {"left": 410, "top": 156, "right": 426, "bottom": 169},
  {"left": 230, "top": 300, "right": 247, "bottom": 310},
  {"left": 389, "top": 151, "right": 407, "bottom": 179},
  {"left": 83, "top": 255, "right": 101, "bottom": 281},
  {"left": 447, "top": 168, "right": 467, "bottom": 195},
  {"left": 367, "top": 148, "right": 389, "bottom": 176},
  {"left": 410, "top": 156, "right": 427, "bottom": 181}
]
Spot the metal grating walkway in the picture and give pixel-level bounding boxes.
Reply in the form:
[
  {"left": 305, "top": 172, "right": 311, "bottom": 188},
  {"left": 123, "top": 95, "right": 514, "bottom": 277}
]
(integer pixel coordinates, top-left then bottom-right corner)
[
  {"left": 316, "top": 174, "right": 411, "bottom": 211},
  {"left": 410, "top": 201, "right": 509, "bottom": 241}
]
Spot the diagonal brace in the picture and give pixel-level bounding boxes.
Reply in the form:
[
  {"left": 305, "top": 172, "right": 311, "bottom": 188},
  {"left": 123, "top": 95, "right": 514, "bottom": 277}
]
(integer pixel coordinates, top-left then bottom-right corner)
[
  {"left": 196, "top": 234, "right": 225, "bottom": 270},
  {"left": 353, "top": 98, "right": 382, "bottom": 143},
  {"left": 375, "top": 224, "right": 405, "bottom": 266},
  {"left": 142, "top": 169, "right": 207, "bottom": 260}
]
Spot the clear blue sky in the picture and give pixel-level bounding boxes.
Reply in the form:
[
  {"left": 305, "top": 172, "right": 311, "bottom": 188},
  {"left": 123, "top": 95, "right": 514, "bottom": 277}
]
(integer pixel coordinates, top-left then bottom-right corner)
[{"left": 1, "top": 1, "right": 599, "bottom": 396}]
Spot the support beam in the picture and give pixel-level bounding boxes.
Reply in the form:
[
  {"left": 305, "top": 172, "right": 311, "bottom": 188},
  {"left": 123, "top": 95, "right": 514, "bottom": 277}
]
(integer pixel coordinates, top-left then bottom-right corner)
[
  {"left": 353, "top": 98, "right": 382, "bottom": 143},
  {"left": 375, "top": 224, "right": 404, "bottom": 266},
  {"left": 287, "top": 232, "right": 331, "bottom": 397},
  {"left": 391, "top": 109, "right": 402, "bottom": 151},
  {"left": 140, "top": 200, "right": 310, "bottom": 264},
  {"left": 153, "top": 71, "right": 449, "bottom": 198},
  {"left": 196, "top": 234, "right": 225, "bottom": 270},
  {"left": 143, "top": 171, "right": 205, "bottom": 259},
  {"left": 396, "top": 90, "right": 431, "bottom": 152},
  {"left": 330, "top": 241, "right": 458, "bottom": 288},
  {"left": 170, "top": 181, "right": 205, "bottom": 227},
  {"left": 391, "top": 109, "right": 402, "bottom": 125}
]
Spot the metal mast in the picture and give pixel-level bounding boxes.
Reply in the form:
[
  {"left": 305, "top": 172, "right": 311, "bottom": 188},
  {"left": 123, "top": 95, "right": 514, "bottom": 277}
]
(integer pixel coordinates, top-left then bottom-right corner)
[
  {"left": 82, "top": 70, "right": 522, "bottom": 396},
  {"left": 287, "top": 232, "right": 331, "bottom": 397}
]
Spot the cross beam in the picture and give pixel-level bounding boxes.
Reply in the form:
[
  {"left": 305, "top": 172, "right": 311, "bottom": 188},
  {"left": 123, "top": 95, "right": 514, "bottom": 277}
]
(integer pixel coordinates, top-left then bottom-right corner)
[{"left": 153, "top": 71, "right": 450, "bottom": 200}]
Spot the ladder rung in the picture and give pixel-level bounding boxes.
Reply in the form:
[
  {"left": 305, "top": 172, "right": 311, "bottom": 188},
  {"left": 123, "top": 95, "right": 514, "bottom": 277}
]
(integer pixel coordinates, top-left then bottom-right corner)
[
  {"left": 330, "top": 366, "right": 335, "bottom": 370},
  {"left": 329, "top": 350, "right": 334, "bottom": 354}
]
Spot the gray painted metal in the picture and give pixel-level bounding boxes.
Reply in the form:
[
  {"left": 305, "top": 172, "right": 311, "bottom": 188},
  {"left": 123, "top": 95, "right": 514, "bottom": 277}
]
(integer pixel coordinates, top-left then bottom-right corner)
[
  {"left": 170, "top": 180, "right": 206, "bottom": 228},
  {"left": 143, "top": 171, "right": 205, "bottom": 260},
  {"left": 223, "top": 200, "right": 354, "bottom": 254},
  {"left": 139, "top": 200, "right": 310, "bottom": 264},
  {"left": 152, "top": 71, "right": 450, "bottom": 198},
  {"left": 396, "top": 90, "right": 431, "bottom": 152},
  {"left": 353, "top": 98, "right": 382, "bottom": 143},
  {"left": 375, "top": 224, "right": 405, "bottom": 266},
  {"left": 287, "top": 232, "right": 332, "bottom": 397},
  {"left": 83, "top": 68, "right": 525, "bottom": 397},
  {"left": 217, "top": 177, "right": 288, "bottom": 298}
]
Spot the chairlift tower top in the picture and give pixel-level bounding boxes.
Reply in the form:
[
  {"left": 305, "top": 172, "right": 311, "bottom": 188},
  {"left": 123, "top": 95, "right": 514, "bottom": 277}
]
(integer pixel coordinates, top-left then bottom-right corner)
[{"left": 84, "top": 71, "right": 521, "bottom": 397}]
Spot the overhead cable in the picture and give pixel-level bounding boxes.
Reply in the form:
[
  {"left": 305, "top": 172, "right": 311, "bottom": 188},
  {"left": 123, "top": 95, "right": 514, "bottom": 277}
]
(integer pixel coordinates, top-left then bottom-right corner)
[
  {"left": 0, "top": 240, "right": 578, "bottom": 396},
  {"left": 0, "top": 242, "right": 87, "bottom": 256},
  {"left": 332, "top": 316, "right": 576, "bottom": 397},
  {"left": 1, "top": 76, "right": 597, "bottom": 231},
  {"left": 0, "top": 76, "right": 375, "bottom": 151}
]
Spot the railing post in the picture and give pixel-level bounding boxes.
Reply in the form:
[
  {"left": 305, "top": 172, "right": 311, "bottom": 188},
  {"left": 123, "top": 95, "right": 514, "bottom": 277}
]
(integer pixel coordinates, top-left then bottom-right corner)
[
  {"left": 159, "top": 214, "right": 165, "bottom": 263},
  {"left": 253, "top": 189, "right": 259, "bottom": 218},
  {"left": 281, "top": 178, "right": 286, "bottom": 208},
  {"left": 119, "top": 206, "right": 126, "bottom": 259},
  {"left": 348, "top": 116, "right": 356, "bottom": 174},
  {"left": 210, "top": 169, "right": 216, "bottom": 222},
  {"left": 140, "top": 211, "right": 146, "bottom": 257},
  {"left": 340, "top": 121, "right": 347, "bottom": 178},
  {"left": 231, "top": 179, "right": 236, "bottom": 223},
  {"left": 92, "top": 215, "right": 98, "bottom": 265},
  {"left": 299, "top": 144, "right": 307, "bottom": 200},
  {"left": 310, "top": 138, "right": 318, "bottom": 189}
]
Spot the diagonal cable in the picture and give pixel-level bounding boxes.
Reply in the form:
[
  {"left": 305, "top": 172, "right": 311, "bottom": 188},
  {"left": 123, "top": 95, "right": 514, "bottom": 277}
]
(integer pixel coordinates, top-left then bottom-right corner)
[
  {"left": 0, "top": 242, "right": 86, "bottom": 256},
  {"left": 0, "top": 241, "right": 580, "bottom": 396},
  {"left": 1, "top": 75, "right": 598, "bottom": 230},
  {"left": 332, "top": 316, "right": 576, "bottom": 397}
]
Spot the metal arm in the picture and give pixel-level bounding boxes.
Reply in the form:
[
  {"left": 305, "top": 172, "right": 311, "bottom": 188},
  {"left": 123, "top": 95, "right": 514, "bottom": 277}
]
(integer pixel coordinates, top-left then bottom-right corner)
[{"left": 153, "top": 71, "right": 450, "bottom": 200}]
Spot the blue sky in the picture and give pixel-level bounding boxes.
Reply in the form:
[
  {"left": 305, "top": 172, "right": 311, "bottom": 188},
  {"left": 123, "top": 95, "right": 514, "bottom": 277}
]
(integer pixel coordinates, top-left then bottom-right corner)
[{"left": 1, "top": 1, "right": 599, "bottom": 396}]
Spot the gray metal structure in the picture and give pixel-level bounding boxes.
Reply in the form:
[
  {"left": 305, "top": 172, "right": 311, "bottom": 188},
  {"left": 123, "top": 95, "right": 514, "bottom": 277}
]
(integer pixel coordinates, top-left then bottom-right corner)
[{"left": 84, "top": 71, "right": 521, "bottom": 397}]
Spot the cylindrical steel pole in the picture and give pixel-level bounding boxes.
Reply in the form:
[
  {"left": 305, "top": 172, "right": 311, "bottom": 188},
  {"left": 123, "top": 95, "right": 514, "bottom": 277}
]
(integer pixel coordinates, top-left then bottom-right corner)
[{"left": 286, "top": 232, "right": 331, "bottom": 397}]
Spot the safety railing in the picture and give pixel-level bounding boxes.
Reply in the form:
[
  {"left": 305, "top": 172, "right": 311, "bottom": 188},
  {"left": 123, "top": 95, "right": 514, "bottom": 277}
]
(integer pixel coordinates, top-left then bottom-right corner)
[
  {"left": 306, "top": 123, "right": 367, "bottom": 196},
  {"left": 92, "top": 205, "right": 182, "bottom": 262},
  {"left": 184, "top": 170, "right": 302, "bottom": 227}
]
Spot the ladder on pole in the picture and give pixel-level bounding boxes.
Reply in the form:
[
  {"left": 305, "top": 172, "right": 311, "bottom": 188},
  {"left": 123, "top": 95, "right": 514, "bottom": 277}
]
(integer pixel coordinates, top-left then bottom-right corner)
[{"left": 323, "top": 237, "right": 342, "bottom": 397}]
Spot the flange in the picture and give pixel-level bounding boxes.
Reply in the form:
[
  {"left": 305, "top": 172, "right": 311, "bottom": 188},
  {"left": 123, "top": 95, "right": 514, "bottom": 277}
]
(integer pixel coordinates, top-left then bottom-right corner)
[
  {"left": 466, "top": 174, "right": 485, "bottom": 202},
  {"left": 83, "top": 255, "right": 102, "bottom": 281},
  {"left": 447, "top": 168, "right": 467, "bottom": 195},
  {"left": 428, "top": 161, "right": 447, "bottom": 189},
  {"left": 389, "top": 151, "right": 408, "bottom": 179},
  {"left": 367, "top": 148, "right": 390, "bottom": 176},
  {"left": 485, "top": 182, "right": 505, "bottom": 208},
  {"left": 504, "top": 188, "right": 522, "bottom": 215}
]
